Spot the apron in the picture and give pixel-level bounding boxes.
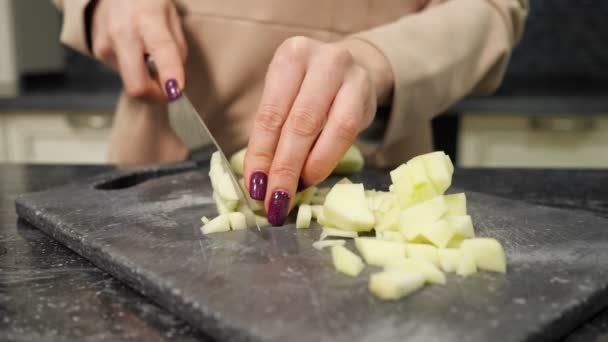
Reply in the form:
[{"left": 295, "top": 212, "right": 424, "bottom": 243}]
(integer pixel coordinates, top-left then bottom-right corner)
[{"left": 107, "top": 0, "right": 434, "bottom": 167}]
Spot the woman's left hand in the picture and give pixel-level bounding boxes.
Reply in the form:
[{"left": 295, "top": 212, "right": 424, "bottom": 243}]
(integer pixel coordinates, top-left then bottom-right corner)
[{"left": 243, "top": 36, "right": 394, "bottom": 226}]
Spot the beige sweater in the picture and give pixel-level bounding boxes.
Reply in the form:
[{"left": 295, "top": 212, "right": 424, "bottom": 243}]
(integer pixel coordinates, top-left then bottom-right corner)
[{"left": 53, "top": 0, "right": 528, "bottom": 167}]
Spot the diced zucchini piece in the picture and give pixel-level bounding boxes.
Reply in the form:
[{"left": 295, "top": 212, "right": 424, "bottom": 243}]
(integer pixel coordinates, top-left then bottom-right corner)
[
  {"left": 323, "top": 184, "right": 375, "bottom": 232},
  {"left": 389, "top": 164, "right": 408, "bottom": 185},
  {"left": 405, "top": 243, "right": 440, "bottom": 266},
  {"left": 228, "top": 212, "right": 247, "bottom": 230},
  {"left": 377, "top": 230, "right": 405, "bottom": 243},
  {"left": 255, "top": 215, "right": 270, "bottom": 227},
  {"left": 201, "top": 216, "right": 210, "bottom": 224},
  {"left": 337, "top": 177, "right": 353, "bottom": 185},
  {"left": 375, "top": 206, "right": 400, "bottom": 232},
  {"left": 229, "top": 147, "right": 247, "bottom": 176},
  {"left": 369, "top": 270, "right": 425, "bottom": 300},
  {"left": 377, "top": 193, "right": 398, "bottom": 213},
  {"left": 331, "top": 245, "right": 365, "bottom": 277},
  {"left": 438, "top": 248, "right": 461, "bottom": 273},
  {"left": 385, "top": 259, "right": 446, "bottom": 285},
  {"left": 419, "top": 219, "right": 455, "bottom": 248},
  {"left": 210, "top": 151, "right": 222, "bottom": 166},
  {"left": 217, "top": 172, "right": 240, "bottom": 202},
  {"left": 310, "top": 205, "right": 324, "bottom": 219},
  {"left": 446, "top": 215, "right": 475, "bottom": 238},
  {"left": 457, "top": 247, "right": 477, "bottom": 277},
  {"left": 320, "top": 227, "right": 358, "bottom": 240},
  {"left": 444, "top": 193, "right": 467, "bottom": 216},
  {"left": 310, "top": 195, "right": 327, "bottom": 205},
  {"left": 421, "top": 151, "right": 453, "bottom": 194},
  {"left": 365, "top": 189, "right": 378, "bottom": 197},
  {"left": 312, "top": 239, "right": 345, "bottom": 250},
  {"left": 332, "top": 145, "right": 364, "bottom": 175},
  {"left": 354, "top": 237, "right": 406, "bottom": 266},
  {"left": 404, "top": 157, "right": 439, "bottom": 200},
  {"left": 213, "top": 191, "right": 237, "bottom": 215},
  {"left": 237, "top": 204, "right": 258, "bottom": 228},
  {"left": 400, "top": 196, "right": 448, "bottom": 240},
  {"left": 460, "top": 238, "right": 507, "bottom": 273},
  {"left": 444, "top": 154, "right": 454, "bottom": 174},
  {"left": 317, "top": 210, "right": 329, "bottom": 226},
  {"left": 296, "top": 204, "right": 312, "bottom": 229},
  {"left": 316, "top": 187, "right": 331, "bottom": 196},
  {"left": 201, "top": 214, "right": 231, "bottom": 234},
  {"left": 446, "top": 236, "right": 465, "bottom": 249},
  {"left": 294, "top": 186, "right": 318, "bottom": 206}
]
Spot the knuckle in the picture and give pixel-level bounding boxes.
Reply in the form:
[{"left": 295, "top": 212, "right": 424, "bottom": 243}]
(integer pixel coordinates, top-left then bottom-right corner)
[
  {"left": 270, "top": 164, "right": 300, "bottom": 183},
  {"left": 334, "top": 116, "right": 360, "bottom": 142},
  {"left": 353, "top": 66, "right": 372, "bottom": 88},
  {"left": 92, "top": 39, "right": 112, "bottom": 60},
  {"left": 247, "top": 148, "right": 274, "bottom": 165},
  {"left": 126, "top": 82, "right": 149, "bottom": 99},
  {"left": 275, "top": 36, "right": 311, "bottom": 64},
  {"left": 108, "top": 23, "right": 126, "bottom": 37},
  {"left": 148, "top": 37, "right": 177, "bottom": 53},
  {"left": 255, "top": 104, "right": 285, "bottom": 132},
  {"left": 289, "top": 108, "right": 324, "bottom": 138},
  {"left": 323, "top": 45, "right": 353, "bottom": 67}
]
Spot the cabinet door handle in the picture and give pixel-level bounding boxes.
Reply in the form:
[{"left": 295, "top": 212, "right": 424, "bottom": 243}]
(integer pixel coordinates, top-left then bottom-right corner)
[
  {"left": 67, "top": 113, "right": 112, "bottom": 130},
  {"left": 528, "top": 116, "right": 595, "bottom": 132}
]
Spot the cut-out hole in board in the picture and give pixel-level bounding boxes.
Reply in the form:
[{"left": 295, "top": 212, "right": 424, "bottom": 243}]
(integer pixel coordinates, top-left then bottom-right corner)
[{"left": 94, "top": 167, "right": 195, "bottom": 190}]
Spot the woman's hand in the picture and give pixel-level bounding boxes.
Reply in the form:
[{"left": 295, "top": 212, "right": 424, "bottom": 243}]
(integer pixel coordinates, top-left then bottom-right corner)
[
  {"left": 90, "top": 0, "right": 187, "bottom": 101},
  {"left": 244, "top": 37, "right": 394, "bottom": 226}
]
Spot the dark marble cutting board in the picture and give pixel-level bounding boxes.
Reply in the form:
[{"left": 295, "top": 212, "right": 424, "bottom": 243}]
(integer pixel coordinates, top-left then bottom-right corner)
[{"left": 14, "top": 162, "right": 608, "bottom": 342}]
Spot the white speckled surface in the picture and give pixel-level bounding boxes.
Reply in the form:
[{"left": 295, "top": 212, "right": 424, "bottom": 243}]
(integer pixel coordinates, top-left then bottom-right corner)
[{"left": 14, "top": 164, "right": 608, "bottom": 342}]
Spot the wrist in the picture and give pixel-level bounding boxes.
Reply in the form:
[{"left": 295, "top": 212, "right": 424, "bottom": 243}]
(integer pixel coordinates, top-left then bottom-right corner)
[{"left": 338, "top": 38, "right": 394, "bottom": 106}]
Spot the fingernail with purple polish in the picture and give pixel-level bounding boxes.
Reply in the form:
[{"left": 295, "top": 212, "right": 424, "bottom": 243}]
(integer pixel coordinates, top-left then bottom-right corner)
[
  {"left": 268, "top": 190, "right": 290, "bottom": 226},
  {"left": 249, "top": 171, "right": 267, "bottom": 200},
  {"left": 165, "top": 79, "right": 182, "bottom": 101}
]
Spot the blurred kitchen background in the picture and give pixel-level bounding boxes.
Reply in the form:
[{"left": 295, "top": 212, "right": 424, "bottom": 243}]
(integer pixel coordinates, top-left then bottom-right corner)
[{"left": 0, "top": 0, "right": 606, "bottom": 167}]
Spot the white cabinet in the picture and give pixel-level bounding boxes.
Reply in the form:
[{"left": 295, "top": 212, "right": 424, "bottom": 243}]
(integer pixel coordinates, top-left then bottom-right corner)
[
  {"left": 458, "top": 114, "right": 608, "bottom": 168},
  {"left": 1, "top": 112, "right": 111, "bottom": 164}
]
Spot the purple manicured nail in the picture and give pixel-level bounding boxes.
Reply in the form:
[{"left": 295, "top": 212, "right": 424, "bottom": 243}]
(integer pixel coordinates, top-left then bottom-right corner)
[
  {"left": 297, "top": 178, "right": 307, "bottom": 192},
  {"left": 249, "top": 171, "right": 267, "bottom": 200},
  {"left": 165, "top": 79, "right": 182, "bottom": 101},
  {"left": 268, "top": 190, "right": 290, "bottom": 226}
]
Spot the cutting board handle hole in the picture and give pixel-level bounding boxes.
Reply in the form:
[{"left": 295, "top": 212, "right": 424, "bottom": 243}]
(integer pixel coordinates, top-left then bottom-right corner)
[{"left": 93, "top": 168, "right": 190, "bottom": 190}]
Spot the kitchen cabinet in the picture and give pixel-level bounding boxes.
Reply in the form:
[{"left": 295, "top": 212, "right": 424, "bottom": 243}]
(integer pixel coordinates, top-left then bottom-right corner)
[
  {"left": 458, "top": 113, "right": 608, "bottom": 168},
  {"left": 0, "top": 112, "right": 111, "bottom": 164}
]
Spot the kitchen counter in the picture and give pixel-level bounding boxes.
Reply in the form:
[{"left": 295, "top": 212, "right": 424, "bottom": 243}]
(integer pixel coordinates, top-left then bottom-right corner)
[
  {"left": 0, "top": 164, "right": 607, "bottom": 341},
  {"left": 2, "top": 74, "right": 607, "bottom": 115}
]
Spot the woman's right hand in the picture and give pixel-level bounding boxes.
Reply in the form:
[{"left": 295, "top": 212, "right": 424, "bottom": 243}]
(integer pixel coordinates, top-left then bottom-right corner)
[{"left": 91, "top": 0, "right": 187, "bottom": 101}]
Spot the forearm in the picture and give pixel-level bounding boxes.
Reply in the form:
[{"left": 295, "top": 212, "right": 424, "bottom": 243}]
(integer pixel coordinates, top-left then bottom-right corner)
[
  {"left": 352, "top": 0, "right": 528, "bottom": 135},
  {"left": 52, "top": 0, "right": 94, "bottom": 55}
]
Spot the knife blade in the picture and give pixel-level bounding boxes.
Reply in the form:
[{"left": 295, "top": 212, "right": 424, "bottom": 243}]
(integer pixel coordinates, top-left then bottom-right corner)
[
  {"left": 143, "top": 55, "right": 260, "bottom": 230},
  {"left": 167, "top": 94, "right": 261, "bottom": 231}
]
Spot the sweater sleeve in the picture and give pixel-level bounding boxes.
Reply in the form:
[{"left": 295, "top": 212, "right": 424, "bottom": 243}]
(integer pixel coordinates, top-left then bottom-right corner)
[
  {"left": 352, "top": 0, "right": 528, "bottom": 149},
  {"left": 51, "top": 0, "right": 93, "bottom": 55}
]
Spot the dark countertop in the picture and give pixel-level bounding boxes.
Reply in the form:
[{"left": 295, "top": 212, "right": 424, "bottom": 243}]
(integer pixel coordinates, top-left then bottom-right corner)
[
  {"left": 1, "top": 164, "right": 607, "bottom": 341},
  {"left": 2, "top": 73, "right": 607, "bottom": 115}
]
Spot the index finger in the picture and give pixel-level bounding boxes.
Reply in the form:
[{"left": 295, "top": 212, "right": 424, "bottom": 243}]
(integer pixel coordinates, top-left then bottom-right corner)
[{"left": 137, "top": 12, "right": 185, "bottom": 100}]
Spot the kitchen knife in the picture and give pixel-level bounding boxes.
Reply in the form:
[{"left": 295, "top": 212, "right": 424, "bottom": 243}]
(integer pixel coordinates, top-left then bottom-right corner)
[
  {"left": 167, "top": 95, "right": 261, "bottom": 230},
  {"left": 144, "top": 55, "right": 261, "bottom": 230}
]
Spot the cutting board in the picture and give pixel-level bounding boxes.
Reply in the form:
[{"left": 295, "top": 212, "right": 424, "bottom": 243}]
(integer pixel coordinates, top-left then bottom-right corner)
[{"left": 15, "top": 161, "right": 608, "bottom": 342}]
